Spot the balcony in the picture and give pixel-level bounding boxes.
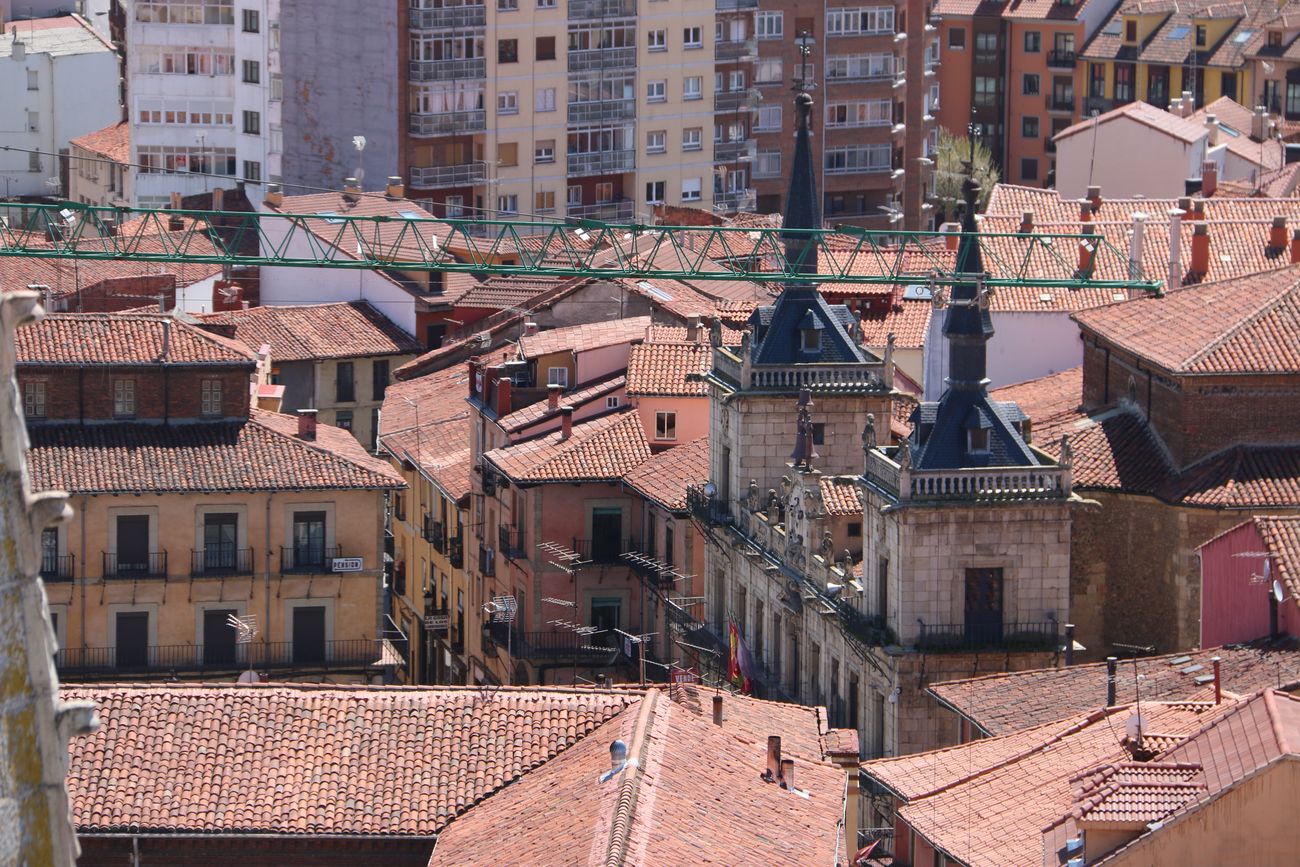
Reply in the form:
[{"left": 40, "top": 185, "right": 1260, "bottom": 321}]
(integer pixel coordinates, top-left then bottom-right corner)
[
  {"left": 567, "top": 149, "right": 635, "bottom": 176},
  {"left": 479, "top": 545, "right": 496, "bottom": 577},
  {"left": 573, "top": 536, "right": 637, "bottom": 565},
  {"left": 410, "top": 4, "right": 485, "bottom": 30},
  {"left": 715, "top": 0, "right": 757, "bottom": 8},
  {"left": 56, "top": 639, "right": 381, "bottom": 678},
  {"left": 567, "top": 47, "right": 636, "bottom": 73},
  {"left": 716, "top": 38, "right": 757, "bottom": 62},
  {"left": 711, "top": 347, "right": 888, "bottom": 393},
  {"left": 1084, "top": 95, "right": 1118, "bottom": 115},
  {"left": 568, "top": 0, "right": 635, "bottom": 18},
  {"left": 686, "top": 484, "right": 733, "bottom": 526},
  {"left": 190, "top": 547, "right": 255, "bottom": 577},
  {"left": 1047, "top": 94, "right": 1074, "bottom": 113},
  {"left": 568, "top": 99, "right": 635, "bottom": 124},
  {"left": 714, "top": 189, "right": 757, "bottom": 213},
  {"left": 103, "top": 551, "right": 167, "bottom": 579},
  {"left": 498, "top": 525, "right": 527, "bottom": 560},
  {"left": 449, "top": 536, "right": 464, "bottom": 569},
  {"left": 410, "top": 162, "right": 488, "bottom": 191},
  {"left": 715, "top": 139, "right": 756, "bottom": 164},
  {"left": 1046, "top": 50, "right": 1076, "bottom": 69},
  {"left": 715, "top": 89, "right": 758, "bottom": 113},
  {"left": 409, "top": 110, "right": 486, "bottom": 136},
  {"left": 488, "top": 621, "right": 622, "bottom": 663},
  {"left": 863, "top": 448, "right": 1072, "bottom": 503},
  {"left": 41, "top": 553, "right": 74, "bottom": 582},
  {"left": 423, "top": 517, "right": 446, "bottom": 551},
  {"left": 409, "top": 57, "right": 487, "bottom": 82},
  {"left": 567, "top": 198, "right": 635, "bottom": 222},
  {"left": 915, "top": 619, "right": 1059, "bottom": 652},
  {"left": 279, "top": 546, "right": 344, "bottom": 574}
]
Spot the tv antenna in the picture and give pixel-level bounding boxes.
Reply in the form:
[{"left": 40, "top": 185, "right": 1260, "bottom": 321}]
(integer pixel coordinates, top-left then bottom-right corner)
[
  {"left": 480, "top": 595, "right": 518, "bottom": 696},
  {"left": 228, "top": 613, "right": 261, "bottom": 683},
  {"left": 613, "top": 628, "right": 656, "bottom": 687}
]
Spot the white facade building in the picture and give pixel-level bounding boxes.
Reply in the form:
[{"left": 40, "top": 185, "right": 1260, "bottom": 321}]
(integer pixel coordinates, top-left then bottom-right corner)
[
  {"left": 126, "top": 0, "right": 280, "bottom": 207},
  {"left": 0, "top": 14, "right": 119, "bottom": 198}
]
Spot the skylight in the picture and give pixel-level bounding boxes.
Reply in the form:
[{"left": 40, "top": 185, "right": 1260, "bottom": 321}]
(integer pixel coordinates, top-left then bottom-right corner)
[
  {"left": 1167, "top": 25, "right": 1191, "bottom": 40},
  {"left": 398, "top": 210, "right": 426, "bottom": 220},
  {"left": 1103, "top": 20, "right": 1122, "bottom": 35},
  {"left": 1216, "top": 122, "right": 1241, "bottom": 137},
  {"left": 1234, "top": 29, "right": 1254, "bottom": 44},
  {"left": 314, "top": 211, "right": 346, "bottom": 224},
  {"left": 636, "top": 280, "right": 674, "bottom": 302}
]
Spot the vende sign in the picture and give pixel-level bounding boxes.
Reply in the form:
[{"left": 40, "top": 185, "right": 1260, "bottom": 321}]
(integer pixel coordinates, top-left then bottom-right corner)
[{"left": 670, "top": 667, "right": 699, "bottom": 685}]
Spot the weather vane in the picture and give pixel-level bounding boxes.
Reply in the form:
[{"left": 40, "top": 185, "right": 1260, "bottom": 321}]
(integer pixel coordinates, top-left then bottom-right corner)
[{"left": 793, "top": 30, "right": 814, "bottom": 92}]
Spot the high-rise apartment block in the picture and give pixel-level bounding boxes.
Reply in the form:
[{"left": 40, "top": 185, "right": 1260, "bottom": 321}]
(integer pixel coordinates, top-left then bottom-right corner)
[{"left": 126, "top": 0, "right": 281, "bottom": 207}]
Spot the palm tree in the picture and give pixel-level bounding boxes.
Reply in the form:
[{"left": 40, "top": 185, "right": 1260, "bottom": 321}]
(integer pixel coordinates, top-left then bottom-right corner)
[{"left": 932, "top": 127, "right": 999, "bottom": 220}]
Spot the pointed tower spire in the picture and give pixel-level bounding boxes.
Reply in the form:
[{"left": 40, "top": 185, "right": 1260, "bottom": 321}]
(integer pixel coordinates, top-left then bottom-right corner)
[
  {"left": 942, "top": 126, "right": 994, "bottom": 391},
  {"left": 782, "top": 31, "right": 820, "bottom": 276}
]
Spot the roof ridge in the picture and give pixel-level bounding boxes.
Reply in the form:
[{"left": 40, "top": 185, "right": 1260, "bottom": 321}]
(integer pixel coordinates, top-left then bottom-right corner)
[
  {"left": 1181, "top": 276, "right": 1300, "bottom": 369},
  {"left": 603, "top": 690, "right": 660, "bottom": 867},
  {"left": 1264, "top": 689, "right": 1294, "bottom": 754},
  {"left": 248, "top": 410, "right": 401, "bottom": 483}
]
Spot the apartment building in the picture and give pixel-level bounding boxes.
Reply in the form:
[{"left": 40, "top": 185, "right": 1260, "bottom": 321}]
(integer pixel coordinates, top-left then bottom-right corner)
[
  {"left": 0, "top": 13, "right": 119, "bottom": 198},
  {"left": 17, "top": 312, "right": 404, "bottom": 682},
  {"left": 126, "top": 0, "right": 281, "bottom": 207}
]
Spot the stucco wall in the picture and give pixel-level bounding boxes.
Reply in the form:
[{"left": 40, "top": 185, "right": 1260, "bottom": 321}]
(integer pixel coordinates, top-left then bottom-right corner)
[{"left": 924, "top": 309, "right": 1085, "bottom": 399}]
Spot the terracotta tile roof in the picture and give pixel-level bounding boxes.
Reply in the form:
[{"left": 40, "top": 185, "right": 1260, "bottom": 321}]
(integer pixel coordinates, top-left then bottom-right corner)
[
  {"left": 625, "top": 340, "right": 712, "bottom": 396},
  {"left": 927, "top": 643, "right": 1300, "bottom": 737},
  {"left": 485, "top": 411, "right": 651, "bottom": 483},
  {"left": 820, "top": 476, "right": 864, "bottom": 516},
  {"left": 64, "top": 684, "right": 635, "bottom": 836},
  {"left": 860, "top": 298, "right": 932, "bottom": 348},
  {"left": 1253, "top": 516, "right": 1300, "bottom": 605},
  {"left": 378, "top": 366, "right": 474, "bottom": 500},
  {"left": 518, "top": 316, "right": 650, "bottom": 359},
  {"left": 199, "top": 301, "right": 422, "bottom": 362},
  {"left": 16, "top": 313, "right": 256, "bottom": 365},
  {"left": 497, "top": 375, "right": 626, "bottom": 434},
  {"left": 1072, "top": 269, "right": 1300, "bottom": 375},
  {"left": 1173, "top": 445, "right": 1300, "bottom": 506},
  {"left": 69, "top": 120, "right": 129, "bottom": 163},
  {"left": 1214, "top": 162, "right": 1300, "bottom": 198},
  {"left": 1002, "top": 0, "right": 1099, "bottom": 20},
  {"left": 863, "top": 701, "right": 1234, "bottom": 867},
  {"left": 29, "top": 408, "right": 404, "bottom": 495},
  {"left": 1193, "top": 98, "right": 1283, "bottom": 168},
  {"left": 990, "top": 367, "right": 1085, "bottom": 445},
  {"left": 932, "top": 0, "right": 1007, "bottom": 16},
  {"left": 623, "top": 437, "right": 709, "bottom": 511},
  {"left": 1055, "top": 100, "right": 1207, "bottom": 145},
  {"left": 454, "top": 275, "right": 562, "bottom": 310},
  {"left": 428, "top": 689, "right": 845, "bottom": 867},
  {"left": 645, "top": 322, "right": 746, "bottom": 343},
  {"left": 1070, "top": 761, "right": 1206, "bottom": 825}
]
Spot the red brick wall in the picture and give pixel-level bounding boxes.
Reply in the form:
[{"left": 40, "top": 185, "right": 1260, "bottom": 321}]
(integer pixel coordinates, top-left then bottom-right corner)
[
  {"left": 65, "top": 275, "right": 177, "bottom": 314},
  {"left": 17, "top": 367, "right": 251, "bottom": 422},
  {"left": 78, "top": 836, "right": 433, "bottom": 867}
]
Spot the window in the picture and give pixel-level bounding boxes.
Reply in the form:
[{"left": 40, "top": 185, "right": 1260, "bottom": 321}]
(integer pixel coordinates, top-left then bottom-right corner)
[
  {"left": 1022, "top": 74, "right": 1040, "bottom": 96},
  {"left": 115, "top": 611, "right": 150, "bottom": 668},
  {"left": 243, "top": 160, "right": 261, "bottom": 182},
  {"left": 23, "top": 381, "right": 45, "bottom": 419},
  {"left": 605, "top": 396, "right": 620, "bottom": 409},
  {"left": 547, "top": 367, "right": 568, "bottom": 388},
  {"left": 567, "top": 185, "right": 582, "bottom": 206},
  {"left": 1125, "top": 19, "right": 1137, "bottom": 41},
  {"left": 655, "top": 411, "right": 677, "bottom": 440},
  {"left": 1195, "top": 24, "right": 1207, "bottom": 47},
  {"left": 372, "top": 360, "right": 389, "bottom": 401},
  {"left": 445, "top": 196, "right": 464, "bottom": 218},
  {"left": 242, "top": 110, "right": 260, "bottom": 134},
  {"left": 200, "top": 379, "right": 222, "bottom": 416},
  {"left": 535, "top": 139, "right": 555, "bottom": 162},
  {"left": 336, "top": 362, "right": 355, "bottom": 402},
  {"left": 756, "top": 10, "right": 783, "bottom": 40},
  {"left": 826, "top": 6, "right": 894, "bottom": 36},
  {"left": 645, "top": 180, "right": 665, "bottom": 203},
  {"left": 682, "top": 127, "right": 702, "bottom": 151},
  {"left": 537, "top": 0, "right": 556, "bottom": 6},
  {"left": 26, "top": 69, "right": 37, "bottom": 90},
  {"left": 498, "top": 39, "right": 518, "bottom": 63},
  {"left": 595, "top": 181, "right": 613, "bottom": 202},
  {"left": 1114, "top": 63, "right": 1134, "bottom": 101},
  {"left": 1022, "top": 116, "right": 1039, "bottom": 138},
  {"left": 28, "top": 151, "right": 40, "bottom": 172},
  {"left": 496, "top": 194, "right": 518, "bottom": 215},
  {"left": 242, "top": 8, "right": 259, "bottom": 31},
  {"left": 1286, "top": 82, "right": 1300, "bottom": 118},
  {"left": 1020, "top": 158, "right": 1038, "bottom": 181},
  {"left": 497, "top": 92, "right": 518, "bottom": 114},
  {"left": 948, "top": 27, "right": 965, "bottom": 49},
  {"left": 535, "top": 190, "right": 556, "bottom": 212},
  {"left": 681, "top": 177, "right": 701, "bottom": 202},
  {"left": 1024, "top": 30, "right": 1041, "bottom": 52},
  {"left": 135, "top": 0, "right": 234, "bottom": 24},
  {"left": 242, "top": 59, "right": 260, "bottom": 83},
  {"left": 683, "top": 76, "right": 702, "bottom": 100},
  {"left": 335, "top": 410, "right": 353, "bottom": 431},
  {"left": 647, "top": 80, "right": 666, "bottom": 102},
  {"left": 536, "top": 35, "right": 556, "bottom": 60},
  {"left": 755, "top": 105, "right": 782, "bottom": 130},
  {"left": 648, "top": 29, "right": 666, "bottom": 50},
  {"left": 974, "top": 76, "right": 997, "bottom": 107},
  {"left": 683, "top": 26, "right": 702, "bottom": 48},
  {"left": 1089, "top": 63, "right": 1106, "bottom": 98},
  {"left": 113, "top": 379, "right": 136, "bottom": 418},
  {"left": 646, "top": 130, "right": 666, "bottom": 153},
  {"left": 755, "top": 59, "right": 783, "bottom": 84},
  {"left": 755, "top": 150, "right": 780, "bottom": 177},
  {"left": 535, "top": 87, "right": 556, "bottom": 112},
  {"left": 498, "top": 142, "right": 518, "bottom": 166},
  {"left": 27, "top": 111, "right": 38, "bottom": 133}
]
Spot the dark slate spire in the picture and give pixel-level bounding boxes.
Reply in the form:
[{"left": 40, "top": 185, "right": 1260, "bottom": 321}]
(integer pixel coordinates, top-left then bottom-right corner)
[
  {"left": 942, "top": 137, "right": 995, "bottom": 391},
  {"left": 781, "top": 32, "right": 820, "bottom": 275}
]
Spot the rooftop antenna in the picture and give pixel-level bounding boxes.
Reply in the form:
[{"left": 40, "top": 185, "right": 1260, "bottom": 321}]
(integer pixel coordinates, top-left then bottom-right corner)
[
  {"left": 482, "top": 595, "right": 517, "bottom": 692},
  {"left": 351, "top": 136, "right": 367, "bottom": 188},
  {"left": 613, "top": 628, "right": 656, "bottom": 687},
  {"left": 228, "top": 613, "right": 260, "bottom": 683}
]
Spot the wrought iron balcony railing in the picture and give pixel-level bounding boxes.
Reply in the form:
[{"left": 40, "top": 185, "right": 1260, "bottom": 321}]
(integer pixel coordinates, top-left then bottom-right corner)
[
  {"left": 55, "top": 639, "right": 380, "bottom": 677},
  {"left": 409, "top": 57, "right": 487, "bottom": 82},
  {"left": 279, "top": 546, "right": 343, "bottom": 573},
  {"left": 573, "top": 536, "right": 637, "bottom": 565},
  {"left": 41, "top": 553, "right": 74, "bottom": 581},
  {"left": 410, "top": 4, "right": 485, "bottom": 30},
  {"left": 190, "top": 547, "right": 255, "bottom": 577},
  {"left": 488, "top": 621, "right": 622, "bottom": 662},
  {"left": 498, "top": 525, "right": 527, "bottom": 560},
  {"left": 103, "top": 551, "right": 167, "bottom": 579},
  {"left": 1046, "top": 50, "right": 1076, "bottom": 68},
  {"left": 915, "top": 619, "right": 1059, "bottom": 652}
]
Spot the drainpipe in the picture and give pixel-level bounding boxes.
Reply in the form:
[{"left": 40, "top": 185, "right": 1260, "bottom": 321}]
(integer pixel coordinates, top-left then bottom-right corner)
[
  {"left": 265, "top": 493, "right": 273, "bottom": 659},
  {"left": 80, "top": 495, "right": 88, "bottom": 653}
]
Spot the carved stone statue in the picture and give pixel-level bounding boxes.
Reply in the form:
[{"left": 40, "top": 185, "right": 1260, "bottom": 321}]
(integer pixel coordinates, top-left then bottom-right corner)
[
  {"left": 1059, "top": 433, "right": 1073, "bottom": 469},
  {"left": 819, "top": 531, "right": 834, "bottom": 559},
  {"left": 746, "top": 479, "right": 760, "bottom": 511},
  {"left": 766, "top": 488, "right": 779, "bottom": 517},
  {"left": 862, "top": 413, "right": 877, "bottom": 452},
  {"left": 897, "top": 436, "right": 912, "bottom": 470},
  {"left": 709, "top": 317, "right": 723, "bottom": 347}
]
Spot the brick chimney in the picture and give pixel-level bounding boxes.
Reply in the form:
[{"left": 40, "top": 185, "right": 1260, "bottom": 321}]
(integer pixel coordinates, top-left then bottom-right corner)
[
  {"left": 1020, "top": 210, "right": 1034, "bottom": 233},
  {"left": 523, "top": 320, "right": 540, "bottom": 337},
  {"left": 169, "top": 191, "right": 182, "bottom": 210},
  {"left": 495, "top": 372, "right": 512, "bottom": 417},
  {"left": 264, "top": 183, "right": 284, "bottom": 208},
  {"left": 1190, "top": 222, "right": 1210, "bottom": 276},
  {"left": 466, "top": 359, "right": 480, "bottom": 399},
  {"left": 1190, "top": 198, "right": 1206, "bottom": 221},
  {"left": 560, "top": 406, "right": 573, "bottom": 440},
  {"left": 343, "top": 177, "right": 362, "bottom": 203},
  {"left": 1271, "top": 216, "right": 1289, "bottom": 252},
  {"left": 1078, "top": 199, "right": 1093, "bottom": 224},
  {"left": 213, "top": 187, "right": 225, "bottom": 211},
  {"left": 1087, "top": 185, "right": 1102, "bottom": 213},
  {"left": 1201, "top": 160, "right": 1217, "bottom": 197},
  {"left": 1078, "top": 225, "right": 1098, "bottom": 274},
  {"left": 780, "top": 758, "right": 795, "bottom": 790},
  {"left": 686, "top": 315, "right": 702, "bottom": 342},
  {"left": 385, "top": 176, "right": 405, "bottom": 199},
  {"left": 547, "top": 383, "right": 562, "bottom": 410},
  {"left": 712, "top": 695, "right": 723, "bottom": 725},
  {"left": 764, "top": 735, "right": 782, "bottom": 783},
  {"left": 297, "top": 409, "right": 318, "bottom": 441},
  {"left": 940, "top": 221, "right": 961, "bottom": 250},
  {"left": 1291, "top": 229, "right": 1300, "bottom": 264}
]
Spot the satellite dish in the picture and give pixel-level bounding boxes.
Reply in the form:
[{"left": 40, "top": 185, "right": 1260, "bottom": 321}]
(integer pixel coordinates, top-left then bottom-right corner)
[
  {"left": 702, "top": 481, "right": 717, "bottom": 498},
  {"left": 237, "top": 669, "right": 261, "bottom": 684},
  {"left": 1273, "top": 579, "right": 1287, "bottom": 604}
]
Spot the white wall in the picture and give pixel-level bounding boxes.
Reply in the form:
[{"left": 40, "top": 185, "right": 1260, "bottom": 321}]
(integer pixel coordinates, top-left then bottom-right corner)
[
  {"left": 923, "top": 310, "right": 1084, "bottom": 399},
  {"left": 1056, "top": 120, "right": 1206, "bottom": 200}
]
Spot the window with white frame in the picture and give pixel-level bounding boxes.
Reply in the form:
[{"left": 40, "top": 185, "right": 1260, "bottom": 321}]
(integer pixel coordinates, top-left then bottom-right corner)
[
  {"left": 655, "top": 411, "right": 677, "bottom": 440},
  {"left": 113, "top": 379, "right": 136, "bottom": 418},
  {"left": 535, "top": 88, "right": 556, "bottom": 112},
  {"left": 646, "top": 130, "right": 666, "bottom": 153},
  {"left": 682, "top": 127, "right": 702, "bottom": 151},
  {"left": 605, "top": 396, "right": 620, "bottom": 409},
  {"left": 754, "top": 150, "right": 781, "bottom": 178},
  {"left": 683, "top": 26, "right": 702, "bottom": 48},
  {"left": 534, "top": 139, "right": 555, "bottom": 163},
  {"left": 826, "top": 53, "right": 893, "bottom": 81},
  {"left": 825, "top": 99, "right": 892, "bottom": 127},
  {"left": 535, "top": 190, "right": 556, "bottom": 212},
  {"left": 729, "top": 69, "right": 746, "bottom": 90},
  {"left": 755, "top": 105, "right": 782, "bottom": 130},
  {"left": 756, "top": 10, "right": 783, "bottom": 39},
  {"left": 754, "top": 59, "right": 783, "bottom": 84},
  {"left": 645, "top": 180, "right": 665, "bottom": 203},
  {"left": 135, "top": 0, "right": 233, "bottom": 25},
  {"left": 683, "top": 76, "right": 703, "bottom": 100},
  {"left": 681, "top": 177, "right": 701, "bottom": 202},
  {"left": 647, "top": 80, "right": 666, "bottom": 102},
  {"left": 826, "top": 7, "right": 894, "bottom": 36},
  {"left": 497, "top": 91, "right": 518, "bottom": 114},
  {"left": 496, "top": 194, "right": 518, "bottom": 215},
  {"left": 547, "top": 367, "right": 569, "bottom": 388},
  {"left": 648, "top": 29, "right": 666, "bottom": 50}
]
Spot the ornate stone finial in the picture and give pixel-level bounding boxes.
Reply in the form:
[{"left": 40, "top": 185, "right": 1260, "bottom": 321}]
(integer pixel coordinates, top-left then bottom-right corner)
[
  {"left": 709, "top": 317, "right": 723, "bottom": 347},
  {"left": 862, "top": 413, "right": 877, "bottom": 453},
  {"left": 897, "top": 437, "right": 912, "bottom": 470},
  {"left": 1059, "top": 433, "right": 1074, "bottom": 469}
]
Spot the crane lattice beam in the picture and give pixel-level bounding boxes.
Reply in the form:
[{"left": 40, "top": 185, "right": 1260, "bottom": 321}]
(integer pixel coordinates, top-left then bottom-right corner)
[{"left": 0, "top": 202, "right": 1160, "bottom": 290}]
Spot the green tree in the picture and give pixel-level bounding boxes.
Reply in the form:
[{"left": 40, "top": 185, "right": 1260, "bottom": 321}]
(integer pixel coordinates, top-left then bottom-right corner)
[{"left": 932, "top": 128, "right": 999, "bottom": 218}]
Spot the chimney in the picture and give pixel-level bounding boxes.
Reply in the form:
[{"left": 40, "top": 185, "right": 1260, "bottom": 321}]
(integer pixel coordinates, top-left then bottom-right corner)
[
  {"left": 1106, "top": 656, "right": 1118, "bottom": 706},
  {"left": 547, "top": 383, "right": 562, "bottom": 410},
  {"left": 11, "top": 28, "right": 24, "bottom": 61},
  {"left": 297, "top": 409, "right": 318, "bottom": 441},
  {"left": 1021, "top": 416, "right": 1033, "bottom": 443},
  {"left": 940, "top": 221, "right": 961, "bottom": 250},
  {"left": 1181, "top": 90, "right": 1193, "bottom": 116},
  {"left": 385, "top": 175, "right": 405, "bottom": 199},
  {"left": 1212, "top": 656, "right": 1222, "bottom": 704},
  {"left": 686, "top": 315, "right": 702, "bottom": 342},
  {"left": 1087, "top": 185, "right": 1102, "bottom": 213},
  {"left": 1201, "top": 160, "right": 1217, "bottom": 197},
  {"left": 212, "top": 187, "right": 224, "bottom": 211},
  {"left": 1204, "top": 114, "right": 1220, "bottom": 147},
  {"left": 264, "top": 183, "right": 284, "bottom": 208},
  {"left": 1287, "top": 143, "right": 1300, "bottom": 165},
  {"left": 712, "top": 695, "right": 724, "bottom": 725},
  {"left": 169, "top": 191, "right": 182, "bottom": 210},
  {"left": 1177, "top": 196, "right": 1192, "bottom": 213},
  {"left": 1169, "top": 98, "right": 1182, "bottom": 116},
  {"left": 523, "top": 320, "right": 540, "bottom": 337},
  {"left": 1253, "top": 105, "right": 1268, "bottom": 140},
  {"left": 1270, "top": 216, "right": 1289, "bottom": 251},
  {"left": 495, "top": 371, "right": 512, "bottom": 417},
  {"left": 1020, "top": 210, "right": 1034, "bottom": 233},
  {"left": 160, "top": 317, "right": 171, "bottom": 359},
  {"left": 1290, "top": 228, "right": 1300, "bottom": 264},
  {"left": 1129, "top": 211, "right": 1148, "bottom": 281},
  {"left": 560, "top": 406, "right": 573, "bottom": 440},
  {"left": 1190, "top": 221, "right": 1210, "bottom": 276},
  {"left": 1065, "top": 624, "right": 1076, "bottom": 666},
  {"left": 241, "top": 299, "right": 250, "bottom": 310},
  {"left": 1184, "top": 177, "right": 1203, "bottom": 196},
  {"left": 780, "top": 758, "right": 795, "bottom": 790},
  {"left": 466, "top": 359, "right": 480, "bottom": 398},
  {"left": 1168, "top": 207, "right": 1185, "bottom": 288},
  {"left": 1078, "top": 198, "right": 1093, "bottom": 224},
  {"left": 1078, "top": 225, "right": 1098, "bottom": 274},
  {"left": 1191, "top": 198, "right": 1206, "bottom": 221},
  {"left": 343, "top": 177, "right": 362, "bottom": 203},
  {"left": 764, "top": 735, "right": 782, "bottom": 782}
]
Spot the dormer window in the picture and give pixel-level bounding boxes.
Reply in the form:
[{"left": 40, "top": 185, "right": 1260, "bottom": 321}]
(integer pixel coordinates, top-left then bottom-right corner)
[
  {"left": 1125, "top": 19, "right": 1137, "bottom": 42},
  {"left": 802, "top": 327, "right": 819, "bottom": 351},
  {"left": 1195, "top": 25, "right": 1207, "bottom": 48},
  {"left": 1269, "top": 31, "right": 1282, "bottom": 48},
  {"left": 967, "top": 427, "right": 990, "bottom": 454}
]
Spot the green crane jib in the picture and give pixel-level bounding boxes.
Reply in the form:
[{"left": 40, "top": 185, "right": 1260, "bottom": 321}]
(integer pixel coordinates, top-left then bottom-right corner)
[{"left": 0, "top": 202, "right": 1160, "bottom": 290}]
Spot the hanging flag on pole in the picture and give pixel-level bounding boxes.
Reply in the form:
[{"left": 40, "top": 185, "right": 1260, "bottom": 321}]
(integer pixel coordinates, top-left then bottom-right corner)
[{"left": 728, "top": 621, "right": 752, "bottom": 695}]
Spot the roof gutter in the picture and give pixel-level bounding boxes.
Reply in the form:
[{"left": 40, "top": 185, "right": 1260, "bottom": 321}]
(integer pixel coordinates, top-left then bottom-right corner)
[{"left": 922, "top": 686, "right": 993, "bottom": 739}]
